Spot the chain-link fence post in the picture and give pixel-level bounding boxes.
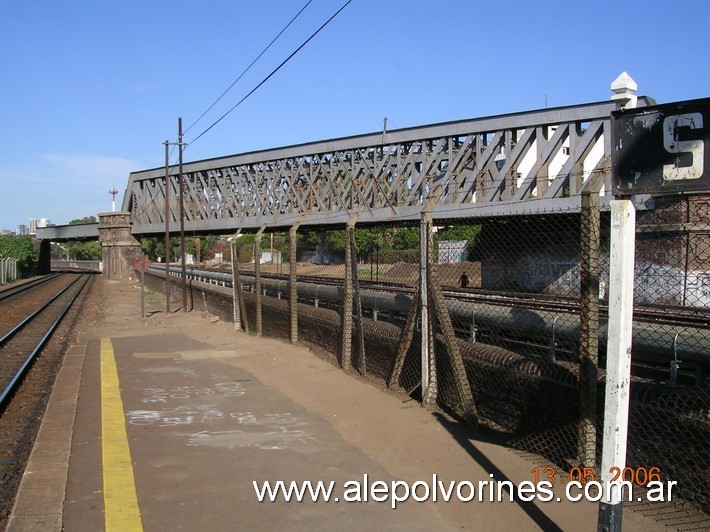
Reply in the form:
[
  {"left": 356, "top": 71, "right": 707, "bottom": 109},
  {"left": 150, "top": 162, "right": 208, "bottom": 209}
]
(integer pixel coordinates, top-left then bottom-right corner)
[
  {"left": 421, "top": 209, "right": 436, "bottom": 405},
  {"left": 254, "top": 227, "right": 265, "bottom": 336},
  {"left": 229, "top": 233, "right": 242, "bottom": 331},
  {"left": 579, "top": 190, "right": 601, "bottom": 469},
  {"left": 427, "top": 259, "right": 479, "bottom": 425},
  {"left": 389, "top": 289, "right": 419, "bottom": 389},
  {"left": 349, "top": 221, "right": 366, "bottom": 375},
  {"left": 341, "top": 223, "right": 354, "bottom": 370},
  {"left": 289, "top": 224, "right": 299, "bottom": 343}
]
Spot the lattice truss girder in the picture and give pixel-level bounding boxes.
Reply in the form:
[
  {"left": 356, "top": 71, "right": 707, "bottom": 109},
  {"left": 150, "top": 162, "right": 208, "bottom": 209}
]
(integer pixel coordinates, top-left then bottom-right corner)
[{"left": 126, "top": 101, "right": 620, "bottom": 233}]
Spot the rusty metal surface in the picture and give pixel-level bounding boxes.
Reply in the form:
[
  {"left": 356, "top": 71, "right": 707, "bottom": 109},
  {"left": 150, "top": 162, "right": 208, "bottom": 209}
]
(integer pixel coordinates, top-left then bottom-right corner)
[{"left": 612, "top": 97, "right": 710, "bottom": 196}]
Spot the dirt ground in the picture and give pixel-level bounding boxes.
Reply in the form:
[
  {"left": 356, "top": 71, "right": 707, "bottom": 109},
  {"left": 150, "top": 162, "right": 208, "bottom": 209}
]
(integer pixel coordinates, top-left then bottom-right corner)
[
  {"left": 224, "top": 260, "right": 481, "bottom": 287},
  {"left": 73, "top": 276, "right": 662, "bottom": 531}
]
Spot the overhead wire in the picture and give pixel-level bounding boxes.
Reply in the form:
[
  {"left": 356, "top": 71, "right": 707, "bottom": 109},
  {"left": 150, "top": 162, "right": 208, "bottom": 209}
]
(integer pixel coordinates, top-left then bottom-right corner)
[
  {"left": 183, "top": 0, "right": 314, "bottom": 137},
  {"left": 187, "top": 0, "right": 352, "bottom": 147},
  {"left": 150, "top": 0, "right": 352, "bottom": 221}
]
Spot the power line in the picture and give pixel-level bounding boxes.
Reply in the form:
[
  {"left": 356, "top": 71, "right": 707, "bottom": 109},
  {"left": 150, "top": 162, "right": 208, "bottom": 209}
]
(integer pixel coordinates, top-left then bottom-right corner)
[
  {"left": 188, "top": 0, "right": 352, "bottom": 146},
  {"left": 184, "top": 0, "right": 314, "bottom": 136}
]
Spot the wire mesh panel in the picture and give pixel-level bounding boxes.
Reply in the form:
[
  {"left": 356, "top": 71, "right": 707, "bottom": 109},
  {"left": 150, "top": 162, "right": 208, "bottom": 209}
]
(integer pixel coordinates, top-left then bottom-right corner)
[
  {"left": 351, "top": 224, "right": 421, "bottom": 388},
  {"left": 137, "top": 192, "right": 710, "bottom": 525},
  {"left": 625, "top": 195, "right": 710, "bottom": 518},
  {"left": 434, "top": 210, "right": 588, "bottom": 451},
  {"left": 296, "top": 228, "right": 347, "bottom": 285}
]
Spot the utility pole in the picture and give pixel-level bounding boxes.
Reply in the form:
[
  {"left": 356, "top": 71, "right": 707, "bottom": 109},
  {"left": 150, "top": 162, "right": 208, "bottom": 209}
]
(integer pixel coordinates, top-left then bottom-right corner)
[
  {"left": 178, "top": 117, "right": 187, "bottom": 312},
  {"left": 163, "top": 122, "right": 188, "bottom": 313},
  {"left": 164, "top": 140, "right": 171, "bottom": 314}
]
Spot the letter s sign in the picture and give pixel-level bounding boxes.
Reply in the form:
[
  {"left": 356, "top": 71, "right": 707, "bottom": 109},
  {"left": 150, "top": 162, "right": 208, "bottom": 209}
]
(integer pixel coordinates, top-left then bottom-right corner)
[{"left": 663, "top": 113, "right": 704, "bottom": 181}]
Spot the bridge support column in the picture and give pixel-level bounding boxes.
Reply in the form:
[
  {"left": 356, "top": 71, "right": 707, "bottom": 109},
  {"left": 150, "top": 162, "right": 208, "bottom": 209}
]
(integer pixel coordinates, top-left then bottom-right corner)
[
  {"left": 289, "top": 224, "right": 300, "bottom": 343},
  {"left": 254, "top": 227, "right": 265, "bottom": 336},
  {"left": 38, "top": 239, "right": 51, "bottom": 275},
  {"left": 98, "top": 212, "right": 141, "bottom": 280}
]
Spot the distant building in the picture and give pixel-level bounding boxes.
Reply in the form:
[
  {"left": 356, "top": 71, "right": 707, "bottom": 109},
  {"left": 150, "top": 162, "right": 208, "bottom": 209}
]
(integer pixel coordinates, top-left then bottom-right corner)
[
  {"left": 28, "top": 218, "right": 37, "bottom": 235},
  {"left": 0, "top": 229, "right": 13, "bottom": 236},
  {"left": 17, "top": 224, "right": 27, "bottom": 235}
]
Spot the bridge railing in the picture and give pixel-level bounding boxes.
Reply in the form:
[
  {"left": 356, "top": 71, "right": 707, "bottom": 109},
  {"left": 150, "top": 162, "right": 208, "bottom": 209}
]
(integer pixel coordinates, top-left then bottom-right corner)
[{"left": 126, "top": 100, "right": 656, "bottom": 235}]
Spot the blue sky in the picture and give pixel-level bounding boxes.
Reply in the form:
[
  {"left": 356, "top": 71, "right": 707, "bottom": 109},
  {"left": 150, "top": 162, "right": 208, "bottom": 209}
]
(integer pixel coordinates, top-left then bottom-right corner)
[{"left": 1, "top": 0, "right": 708, "bottom": 231}]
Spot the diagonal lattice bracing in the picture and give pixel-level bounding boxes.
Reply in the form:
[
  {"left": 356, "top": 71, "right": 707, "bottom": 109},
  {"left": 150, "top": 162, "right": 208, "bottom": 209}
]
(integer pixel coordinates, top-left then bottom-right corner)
[{"left": 125, "top": 100, "right": 643, "bottom": 235}]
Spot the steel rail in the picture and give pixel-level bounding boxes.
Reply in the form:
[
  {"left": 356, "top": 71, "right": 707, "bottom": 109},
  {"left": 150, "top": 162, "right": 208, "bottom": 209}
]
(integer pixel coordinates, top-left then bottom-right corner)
[
  {"left": 0, "top": 275, "right": 86, "bottom": 346},
  {"left": 0, "top": 273, "right": 91, "bottom": 408},
  {"left": 151, "top": 265, "right": 710, "bottom": 367},
  {"left": 0, "top": 274, "right": 62, "bottom": 303},
  {"left": 159, "top": 265, "right": 709, "bottom": 329}
]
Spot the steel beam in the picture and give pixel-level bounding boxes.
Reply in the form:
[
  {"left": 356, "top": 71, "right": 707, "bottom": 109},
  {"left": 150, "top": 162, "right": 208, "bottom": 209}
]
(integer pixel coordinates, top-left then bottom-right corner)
[{"left": 124, "top": 100, "right": 661, "bottom": 236}]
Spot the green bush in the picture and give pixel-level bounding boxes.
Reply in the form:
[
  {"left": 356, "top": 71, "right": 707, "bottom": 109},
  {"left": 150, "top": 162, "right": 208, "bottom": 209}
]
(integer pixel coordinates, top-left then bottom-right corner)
[{"left": 0, "top": 234, "right": 38, "bottom": 276}]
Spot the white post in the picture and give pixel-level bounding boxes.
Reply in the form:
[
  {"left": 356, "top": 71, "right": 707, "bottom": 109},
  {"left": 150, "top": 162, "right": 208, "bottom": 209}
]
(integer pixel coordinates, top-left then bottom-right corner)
[{"left": 597, "top": 200, "right": 636, "bottom": 532}]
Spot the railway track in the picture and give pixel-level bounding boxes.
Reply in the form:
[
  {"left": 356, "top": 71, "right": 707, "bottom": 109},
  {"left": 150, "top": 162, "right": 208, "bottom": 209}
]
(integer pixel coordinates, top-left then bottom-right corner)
[
  {"left": 166, "top": 265, "right": 710, "bottom": 330},
  {"left": 0, "top": 273, "right": 91, "bottom": 406},
  {"left": 0, "top": 272, "right": 93, "bottom": 528},
  {"left": 153, "top": 264, "right": 710, "bottom": 382},
  {"left": 0, "top": 273, "right": 61, "bottom": 303}
]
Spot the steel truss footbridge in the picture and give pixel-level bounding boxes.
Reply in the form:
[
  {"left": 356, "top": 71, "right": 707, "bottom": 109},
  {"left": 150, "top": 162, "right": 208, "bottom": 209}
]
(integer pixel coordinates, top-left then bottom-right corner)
[{"left": 123, "top": 98, "right": 654, "bottom": 235}]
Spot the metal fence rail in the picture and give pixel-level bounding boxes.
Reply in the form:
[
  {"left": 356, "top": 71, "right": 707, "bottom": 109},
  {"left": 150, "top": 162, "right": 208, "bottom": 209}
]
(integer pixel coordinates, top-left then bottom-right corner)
[{"left": 0, "top": 258, "right": 19, "bottom": 284}]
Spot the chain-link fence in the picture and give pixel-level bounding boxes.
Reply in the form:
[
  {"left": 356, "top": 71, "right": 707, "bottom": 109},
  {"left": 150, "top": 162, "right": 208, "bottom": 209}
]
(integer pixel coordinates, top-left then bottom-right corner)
[
  {"left": 625, "top": 196, "right": 710, "bottom": 520},
  {"left": 295, "top": 203, "right": 708, "bottom": 522},
  {"left": 140, "top": 195, "right": 710, "bottom": 524}
]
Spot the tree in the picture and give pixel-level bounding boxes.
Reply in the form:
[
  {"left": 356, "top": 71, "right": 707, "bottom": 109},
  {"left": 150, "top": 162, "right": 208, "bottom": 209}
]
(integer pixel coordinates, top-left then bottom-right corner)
[
  {"left": 69, "top": 216, "right": 98, "bottom": 225},
  {"left": 233, "top": 234, "right": 256, "bottom": 263},
  {"left": 140, "top": 237, "right": 180, "bottom": 263},
  {"left": 57, "top": 216, "right": 103, "bottom": 260},
  {"left": 0, "top": 234, "right": 38, "bottom": 275},
  {"left": 72, "top": 241, "right": 102, "bottom": 260},
  {"left": 392, "top": 227, "right": 419, "bottom": 250}
]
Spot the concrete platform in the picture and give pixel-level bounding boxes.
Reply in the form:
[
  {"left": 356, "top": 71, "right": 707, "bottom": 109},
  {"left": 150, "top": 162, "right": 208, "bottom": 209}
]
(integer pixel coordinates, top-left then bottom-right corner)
[{"left": 7, "top": 278, "right": 663, "bottom": 531}]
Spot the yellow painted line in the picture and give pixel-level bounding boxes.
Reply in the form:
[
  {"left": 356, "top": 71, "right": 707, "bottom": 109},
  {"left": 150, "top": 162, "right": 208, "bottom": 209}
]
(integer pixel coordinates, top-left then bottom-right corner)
[{"left": 100, "top": 337, "right": 143, "bottom": 531}]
